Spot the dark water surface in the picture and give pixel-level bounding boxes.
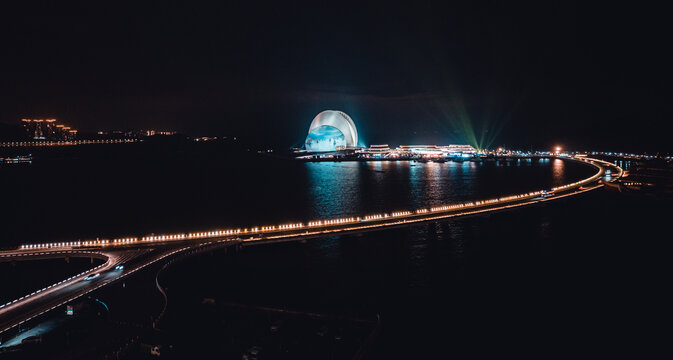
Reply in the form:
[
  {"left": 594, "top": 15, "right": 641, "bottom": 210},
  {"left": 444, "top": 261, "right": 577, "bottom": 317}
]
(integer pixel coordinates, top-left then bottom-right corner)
[
  {"left": 0, "top": 141, "right": 594, "bottom": 247},
  {"left": 1, "top": 142, "right": 668, "bottom": 358}
]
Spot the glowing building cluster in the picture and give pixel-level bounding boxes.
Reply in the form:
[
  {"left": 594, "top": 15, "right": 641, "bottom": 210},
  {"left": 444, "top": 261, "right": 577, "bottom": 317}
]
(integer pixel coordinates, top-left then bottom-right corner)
[
  {"left": 21, "top": 118, "right": 77, "bottom": 141},
  {"left": 300, "top": 110, "right": 480, "bottom": 159}
]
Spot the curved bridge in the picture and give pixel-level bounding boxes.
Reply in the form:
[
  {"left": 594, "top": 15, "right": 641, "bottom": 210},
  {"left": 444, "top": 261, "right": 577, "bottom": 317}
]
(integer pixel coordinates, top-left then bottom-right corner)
[{"left": 0, "top": 156, "right": 622, "bottom": 336}]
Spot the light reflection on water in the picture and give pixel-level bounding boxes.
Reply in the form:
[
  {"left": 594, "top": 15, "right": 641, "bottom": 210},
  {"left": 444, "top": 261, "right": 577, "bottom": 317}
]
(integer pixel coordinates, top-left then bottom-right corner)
[
  {"left": 306, "top": 162, "right": 363, "bottom": 219},
  {"left": 304, "top": 159, "right": 586, "bottom": 222},
  {"left": 552, "top": 159, "right": 566, "bottom": 187}
]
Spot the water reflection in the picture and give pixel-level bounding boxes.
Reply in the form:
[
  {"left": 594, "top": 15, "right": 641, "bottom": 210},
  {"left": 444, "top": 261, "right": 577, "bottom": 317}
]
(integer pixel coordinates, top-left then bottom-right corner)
[
  {"left": 1, "top": 148, "right": 597, "bottom": 246},
  {"left": 307, "top": 235, "right": 343, "bottom": 266},
  {"left": 305, "top": 158, "right": 585, "bottom": 222},
  {"left": 406, "top": 225, "right": 432, "bottom": 297},
  {"left": 305, "top": 162, "right": 363, "bottom": 219},
  {"left": 552, "top": 159, "right": 566, "bottom": 186}
]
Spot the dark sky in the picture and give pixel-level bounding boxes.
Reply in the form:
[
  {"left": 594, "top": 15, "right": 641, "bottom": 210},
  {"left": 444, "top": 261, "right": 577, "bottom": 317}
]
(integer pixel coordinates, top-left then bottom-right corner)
[{"left": 1, "top": 1, "right": 671, "bottom": 152}]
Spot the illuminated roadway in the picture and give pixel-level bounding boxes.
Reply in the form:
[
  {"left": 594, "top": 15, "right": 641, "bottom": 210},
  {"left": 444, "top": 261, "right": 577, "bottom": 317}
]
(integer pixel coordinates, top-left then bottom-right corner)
[{"left": 0, "top": 156, "right": 622, "bottom": 336}]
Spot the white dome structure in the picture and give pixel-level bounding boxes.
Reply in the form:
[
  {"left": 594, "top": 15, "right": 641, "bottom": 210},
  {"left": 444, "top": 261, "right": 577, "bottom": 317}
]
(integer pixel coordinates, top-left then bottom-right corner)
[{"left": 305, "top": 110, "right": 358, "bottom": 152}]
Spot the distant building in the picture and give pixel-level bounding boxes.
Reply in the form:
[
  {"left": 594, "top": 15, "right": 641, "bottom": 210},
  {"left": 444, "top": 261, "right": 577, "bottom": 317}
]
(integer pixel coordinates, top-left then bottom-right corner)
[
  {"left": 445, "top": 144, "right": 477, "bottom": 156},
  {"left": 394, "top": 145, "right": 477, "bottom": 158},
  {"left": 356, "top": 144, "right": 397, "bottom": 158},
  {"left": 396, "top": 145, "right": 445, "bottom": 157},
  {"left": 145, "top": 130, "right": 176, "bottom": 136},
  {"left": 21, "top": 118, "right": 77, "bottom": 140}
]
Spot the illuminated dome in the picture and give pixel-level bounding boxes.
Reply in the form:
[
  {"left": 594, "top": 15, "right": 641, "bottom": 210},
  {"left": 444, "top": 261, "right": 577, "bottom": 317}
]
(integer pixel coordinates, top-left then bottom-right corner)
[{"left": 305, "top": 110, "right": 358, "bottom": 152}]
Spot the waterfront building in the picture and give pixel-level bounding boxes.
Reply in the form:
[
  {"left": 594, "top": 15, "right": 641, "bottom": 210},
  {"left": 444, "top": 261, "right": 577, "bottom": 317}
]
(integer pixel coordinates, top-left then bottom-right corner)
[
  {"left": 396, "top": 145, "right": 445, "bottom": 157},
  {"left": 305, "top": 111, "right": 358, "bottom": 152},
  {"left": 446, "top": 144, "right": 478, "bottom": 156},
  {"left": 361, "top": 144, "right": 392, "bottom": 158}
]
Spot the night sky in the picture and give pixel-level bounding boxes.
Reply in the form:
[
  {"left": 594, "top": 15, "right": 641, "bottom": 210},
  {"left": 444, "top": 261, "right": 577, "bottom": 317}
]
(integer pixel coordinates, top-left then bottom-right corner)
[{"left": 1, "top": 1, "right": 670, "bottom": 152}]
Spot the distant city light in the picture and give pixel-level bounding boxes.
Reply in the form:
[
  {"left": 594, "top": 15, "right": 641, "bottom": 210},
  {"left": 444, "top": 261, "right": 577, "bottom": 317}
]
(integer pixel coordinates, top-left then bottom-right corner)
[{"left": 20, "top": 118, "right": 77, "bottom": 141}]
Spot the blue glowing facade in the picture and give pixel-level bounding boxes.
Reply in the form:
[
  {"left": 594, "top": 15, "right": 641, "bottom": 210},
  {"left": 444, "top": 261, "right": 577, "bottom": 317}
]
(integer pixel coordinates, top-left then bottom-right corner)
[
  {"left": 305, "top": 110, "right": 358, "bottom": 152},
  {"left": 305, "top": 125, "right": 346, "bottom": 152}
]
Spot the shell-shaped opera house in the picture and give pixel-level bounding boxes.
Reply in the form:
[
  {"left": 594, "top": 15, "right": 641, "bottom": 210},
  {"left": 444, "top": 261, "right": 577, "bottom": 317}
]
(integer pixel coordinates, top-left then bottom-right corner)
[{"left": 305, "top": 110, "right": 358, "bottom": 152}]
